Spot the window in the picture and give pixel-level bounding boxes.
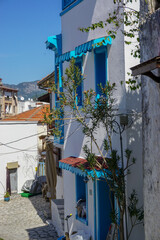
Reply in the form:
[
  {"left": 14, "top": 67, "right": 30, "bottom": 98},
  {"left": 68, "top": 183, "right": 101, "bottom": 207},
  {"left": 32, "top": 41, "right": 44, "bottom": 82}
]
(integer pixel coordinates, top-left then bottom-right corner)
[
  {"left": 61, "top": 0, "right": 84, "bottom": 16},
  {"left": 75, "top": 58, "right": 83, "bottom": 106},
  {"left": 75, "top": 175, "right": 88, "bottom": 224},
  {"left": 95, "top": 47, "right": 107, "bottom": 99},
  {"left": 62, "top": 0, "right": 76, "bottom": 10}
]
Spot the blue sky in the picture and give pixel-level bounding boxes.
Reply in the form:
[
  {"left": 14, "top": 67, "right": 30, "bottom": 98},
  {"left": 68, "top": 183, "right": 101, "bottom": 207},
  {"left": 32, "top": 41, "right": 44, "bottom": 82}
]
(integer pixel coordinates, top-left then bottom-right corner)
[{"left": 0, "top": 0, "right": 61, "bottom": 85}]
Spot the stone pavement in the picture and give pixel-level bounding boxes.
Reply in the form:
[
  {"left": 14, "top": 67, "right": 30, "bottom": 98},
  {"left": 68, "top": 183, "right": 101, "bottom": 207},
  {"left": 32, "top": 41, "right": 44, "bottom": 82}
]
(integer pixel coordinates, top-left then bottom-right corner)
[{"left": 0, "top": 194, "right": 59, "bottom": 240}]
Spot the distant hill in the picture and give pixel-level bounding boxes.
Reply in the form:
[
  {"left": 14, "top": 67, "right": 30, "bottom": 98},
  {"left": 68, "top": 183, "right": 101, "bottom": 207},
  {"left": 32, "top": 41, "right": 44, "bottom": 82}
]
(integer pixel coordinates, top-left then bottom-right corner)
[{"left": 4, "top": 80, "right": 46, "bottom": 100}]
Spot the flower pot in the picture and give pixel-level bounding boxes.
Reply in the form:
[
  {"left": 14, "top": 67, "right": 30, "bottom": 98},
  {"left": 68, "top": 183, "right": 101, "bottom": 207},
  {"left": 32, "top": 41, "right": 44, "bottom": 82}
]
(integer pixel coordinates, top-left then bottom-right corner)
[{"left": 4, "top": 197, "right": 10, "bottom": 202}]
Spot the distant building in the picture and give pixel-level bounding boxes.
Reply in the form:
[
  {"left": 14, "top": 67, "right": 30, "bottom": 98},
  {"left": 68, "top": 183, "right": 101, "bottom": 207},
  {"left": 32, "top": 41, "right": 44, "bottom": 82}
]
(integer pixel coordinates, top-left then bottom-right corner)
[
  {"left": 0, "top": 79, "right": 18, "bottom": 119},
  {"left": 37, "top": 71, "right": 55, "bottom": 107},
  {"left": 0, "top": 104, "right": 49, "bottom": 198},
  {"left": 18, "top": 99, "right": 48, "bottom": 114}
]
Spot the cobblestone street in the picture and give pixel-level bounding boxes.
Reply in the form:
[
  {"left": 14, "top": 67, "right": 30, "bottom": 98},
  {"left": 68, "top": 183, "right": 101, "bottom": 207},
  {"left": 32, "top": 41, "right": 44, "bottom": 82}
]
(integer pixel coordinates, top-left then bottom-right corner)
[{"left": 0, "top": 194, "right": 59, "bottom": 240}]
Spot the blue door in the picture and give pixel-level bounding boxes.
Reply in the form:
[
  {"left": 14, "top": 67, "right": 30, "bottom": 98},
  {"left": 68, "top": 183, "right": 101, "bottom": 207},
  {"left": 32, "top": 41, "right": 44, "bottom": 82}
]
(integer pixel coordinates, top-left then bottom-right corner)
[{"left": 97, "top": 180, "right": 112, "bottom": 240}]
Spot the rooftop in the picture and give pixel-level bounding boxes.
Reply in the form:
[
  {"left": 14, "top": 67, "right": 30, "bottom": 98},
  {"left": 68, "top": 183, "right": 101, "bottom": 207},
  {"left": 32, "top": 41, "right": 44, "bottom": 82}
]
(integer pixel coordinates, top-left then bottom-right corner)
[
  {"left": 37, "top": 71, "right": 55, "bottom": 90},
  {"left": 1, "top": 104, "right": 50, "bottom": 122}
]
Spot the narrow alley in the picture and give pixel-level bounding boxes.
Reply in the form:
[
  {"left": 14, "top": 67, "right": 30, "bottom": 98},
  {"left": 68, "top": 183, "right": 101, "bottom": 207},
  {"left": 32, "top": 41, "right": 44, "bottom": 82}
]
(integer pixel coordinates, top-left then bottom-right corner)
[{"left": 0, "top": 194, "right": 58, "bottom": 240}]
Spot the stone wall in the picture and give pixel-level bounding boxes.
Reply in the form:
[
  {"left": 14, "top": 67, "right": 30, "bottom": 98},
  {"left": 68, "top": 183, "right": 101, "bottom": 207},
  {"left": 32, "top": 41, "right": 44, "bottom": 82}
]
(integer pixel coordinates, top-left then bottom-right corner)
[{"left": 140, "top": 8, "right": 160, "bottom": 240}]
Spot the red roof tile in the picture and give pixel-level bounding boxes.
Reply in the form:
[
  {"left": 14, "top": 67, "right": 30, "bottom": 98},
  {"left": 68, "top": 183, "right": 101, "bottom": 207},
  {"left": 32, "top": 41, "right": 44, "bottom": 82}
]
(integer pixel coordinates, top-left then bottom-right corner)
[
  {"left": 59, "top": 156, "right": 108, "bottom": 171},
  {"left": 1, "top": 104, "right": 50, "bottom": 122}
]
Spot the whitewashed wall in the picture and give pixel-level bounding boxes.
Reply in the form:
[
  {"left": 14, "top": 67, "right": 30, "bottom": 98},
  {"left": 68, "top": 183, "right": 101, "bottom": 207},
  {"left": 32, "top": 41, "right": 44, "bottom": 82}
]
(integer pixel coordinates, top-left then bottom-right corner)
[
  {"left": 0, "top": 122, "right": 38, "bottom": 199},
  {"left": 37, "top": 123, "right": 48, "bottom": 152},
  {"left": 59, "top": 0, "right": 144, "bottom": 239}
]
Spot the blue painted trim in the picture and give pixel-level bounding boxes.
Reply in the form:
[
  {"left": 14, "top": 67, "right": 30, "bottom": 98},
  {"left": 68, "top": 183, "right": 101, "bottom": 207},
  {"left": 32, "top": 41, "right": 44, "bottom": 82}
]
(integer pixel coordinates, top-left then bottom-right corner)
[
  {"left": 94, "top": 46, "right": 108, "bottom": 101},
  {"left": 62, "top": 0, "right": 76, "bottom": 10},
  {"left": 86, "top": 179, "right": 88, "bottom": 225},
  {"left": 48, "top": 34, "right": 63, "bottom": 145},
  {"left": 94, "top": 180, "right": 97, "bottom": 240},
  {"left": 114, "top": 196, "right": 120, "bottom": 239},
  {"left": 106, "top": 47, "right": 108, "bottom": 85},
  {"left": 55, "top": 36, "right": 112, "bottom": 65},
  {"left": 97, "top": 180, "right": 100, "bottom": 240},
  {"left": 59, "top": 162, "right": 87, "bottom": 176},
  {"left": 46, "top": 34, "right": 62, "bottom": 55},
  {"left": 59, "top": 161, "right": 111, "bottom": 178},
  {"left": 75, "top": 175, "right": 88, "bottom": 225},
  {"left": 76, "top": 215, "right": 88, "bottom": 225},
  {"left": 60, "top": 0, "right": 84, "bottom": 16}
]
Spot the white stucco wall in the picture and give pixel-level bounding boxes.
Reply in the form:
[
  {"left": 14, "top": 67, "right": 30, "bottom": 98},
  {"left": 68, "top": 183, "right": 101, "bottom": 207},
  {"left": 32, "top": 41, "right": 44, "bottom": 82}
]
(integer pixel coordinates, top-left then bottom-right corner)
[
  {"left": 37, "top": 123, "right": 48, "bottom": 153},
  {"left": 58, "top": 0, "right": 144, "bottom": 239},
  {"left": 56, "top": 174, "right": 64, "bottom": 199},
  {"left": 0, "top": 122, "right": 38, "bottom": 199}
]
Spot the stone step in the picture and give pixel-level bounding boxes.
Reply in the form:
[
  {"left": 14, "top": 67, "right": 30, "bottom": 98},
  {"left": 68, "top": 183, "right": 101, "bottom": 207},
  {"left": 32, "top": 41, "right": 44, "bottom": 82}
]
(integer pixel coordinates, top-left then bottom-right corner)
[
  {"left": 58, "top": 210, "right": 64, "bottom": 216},
  {"left": 53, "top": 199, "right": 64, "bottom": 231},
  {"left": 53, "top": 199, "right": 64, "bottom": 206}
]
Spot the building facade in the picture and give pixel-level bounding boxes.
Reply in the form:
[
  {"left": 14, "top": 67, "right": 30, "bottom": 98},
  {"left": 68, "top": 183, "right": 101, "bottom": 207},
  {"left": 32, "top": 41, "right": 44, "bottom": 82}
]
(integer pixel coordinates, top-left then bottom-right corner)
[
  {"left": 0, "top": 79, "right": 18, "bottom": 119},
  {"left": 0, "top": 105, "right": 49, "bottom": 199},
  {"left": 46, "top": 0, "right": 144, "bottom": 239}
]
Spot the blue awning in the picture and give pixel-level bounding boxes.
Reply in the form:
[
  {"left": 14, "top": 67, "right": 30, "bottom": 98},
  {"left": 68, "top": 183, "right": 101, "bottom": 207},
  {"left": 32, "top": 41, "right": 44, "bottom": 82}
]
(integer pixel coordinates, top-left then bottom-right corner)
[
  {"left": 75, "top": 40, "right": 94, "bottom": 57},
  {"left": 55, "top": 51, "right": 71, "bottom": 65},
  {"left": 59, "top": 158, "right": 109, "bottom": 178},
  {"left": 55, "top": 36, "right": 112, "bottom": 65}
]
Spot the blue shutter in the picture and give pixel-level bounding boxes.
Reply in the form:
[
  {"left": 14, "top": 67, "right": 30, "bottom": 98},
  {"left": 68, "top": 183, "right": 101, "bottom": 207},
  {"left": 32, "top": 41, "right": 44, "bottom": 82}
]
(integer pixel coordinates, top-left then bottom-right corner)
[
  {"left": 95, "top": 48, "right": 107, "bottom": 97},
  {"left": 76, "top": 175, "right": 86, "bottom": 201}
]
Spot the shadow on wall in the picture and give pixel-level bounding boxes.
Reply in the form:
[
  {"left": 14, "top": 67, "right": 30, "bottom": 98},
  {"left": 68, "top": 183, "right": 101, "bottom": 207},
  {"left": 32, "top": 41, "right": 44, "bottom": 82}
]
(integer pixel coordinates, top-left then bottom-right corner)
[{"left": 125, "top": 88, "right": 144, "bottom": 240}]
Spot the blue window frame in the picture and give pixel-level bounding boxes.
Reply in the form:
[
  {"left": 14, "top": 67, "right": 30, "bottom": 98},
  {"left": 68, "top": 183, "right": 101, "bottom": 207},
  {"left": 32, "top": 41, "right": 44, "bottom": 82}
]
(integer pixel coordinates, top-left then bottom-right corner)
[
  {"left": 96, "top": 179, "right": 113, "bottom": 240},
  {"left": 94, "top": 47, "right": 107, "bottom": 100},
  {"left": 62, "top": 0, "right": 76, "bottom": 9},
  {"left": 75, "top": 175, "right": 88, "bottom": 225},
  {"left": 75, "top": 58, "right": 83, "bottom": 106},
  {"left": 54, "top": 65, "right": 64, "bottom": 145},
  {"left": 61, "top": 0, "right": 84, "bottom": 16}
]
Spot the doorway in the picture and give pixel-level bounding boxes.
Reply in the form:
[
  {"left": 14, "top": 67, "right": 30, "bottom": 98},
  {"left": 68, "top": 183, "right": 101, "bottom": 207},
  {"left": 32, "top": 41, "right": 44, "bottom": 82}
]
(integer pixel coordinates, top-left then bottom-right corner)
[
  {"left": 9, "top": 168, "right": 17, "bottom": 193},
  {"left": 96, "top": 179, "right": 112, "bottom": 240}
]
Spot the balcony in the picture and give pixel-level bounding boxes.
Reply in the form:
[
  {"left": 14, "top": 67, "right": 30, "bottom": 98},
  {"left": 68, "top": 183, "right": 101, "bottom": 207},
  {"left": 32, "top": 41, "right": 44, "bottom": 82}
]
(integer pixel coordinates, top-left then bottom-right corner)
[{"left": 5, "top": 96, "right": 12, "bottom": 102}]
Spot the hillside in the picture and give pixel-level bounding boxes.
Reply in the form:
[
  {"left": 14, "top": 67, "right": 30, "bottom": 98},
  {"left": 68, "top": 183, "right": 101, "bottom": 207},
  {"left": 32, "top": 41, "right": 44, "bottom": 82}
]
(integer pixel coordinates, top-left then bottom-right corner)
[{"left": 4, "top": 81, "right": 46, "bottom": 100}]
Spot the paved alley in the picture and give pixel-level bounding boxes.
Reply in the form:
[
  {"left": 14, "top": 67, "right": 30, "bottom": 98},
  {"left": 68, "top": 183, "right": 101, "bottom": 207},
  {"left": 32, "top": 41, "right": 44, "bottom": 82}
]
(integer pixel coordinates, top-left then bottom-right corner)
[{"left": 0, "top": 194, "right": 59, "bottom": 240}]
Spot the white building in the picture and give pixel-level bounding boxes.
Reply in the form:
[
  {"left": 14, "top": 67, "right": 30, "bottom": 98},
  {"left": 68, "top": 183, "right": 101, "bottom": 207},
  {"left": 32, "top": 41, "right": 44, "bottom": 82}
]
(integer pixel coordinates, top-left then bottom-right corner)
[
  {"left": 18, "top": 100, "right": 48, "bottom": 114},
  {"left": 46, "top": 0, "right": 144, "bottom": 239},
  {"left": 0, "top": 105, "right": 49, "bottom": 199}
]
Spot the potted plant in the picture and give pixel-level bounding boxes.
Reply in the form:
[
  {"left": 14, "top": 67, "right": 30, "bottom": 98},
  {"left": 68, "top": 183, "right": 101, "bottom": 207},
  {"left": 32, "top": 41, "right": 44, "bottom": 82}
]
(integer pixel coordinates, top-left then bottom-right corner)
[{"left": 4, "top": 191, "right": 10, "bottom": 201}]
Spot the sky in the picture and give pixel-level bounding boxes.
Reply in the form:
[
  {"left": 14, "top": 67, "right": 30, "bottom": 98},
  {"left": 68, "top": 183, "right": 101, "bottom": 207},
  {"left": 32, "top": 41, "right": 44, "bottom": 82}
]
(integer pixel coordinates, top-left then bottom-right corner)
[{"left": 0, "top": 0, "right": 61, "bottom": 85}]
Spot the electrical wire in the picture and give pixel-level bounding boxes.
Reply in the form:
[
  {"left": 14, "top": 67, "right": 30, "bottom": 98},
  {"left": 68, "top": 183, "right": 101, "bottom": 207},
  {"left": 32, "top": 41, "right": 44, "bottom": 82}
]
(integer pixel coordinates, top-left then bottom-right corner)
[
  {"left": 0, "top": 123, "right": 82, "bottom": 156},
  {"left": 0, "top": 118, "right": 78, "bottom": 147}
]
